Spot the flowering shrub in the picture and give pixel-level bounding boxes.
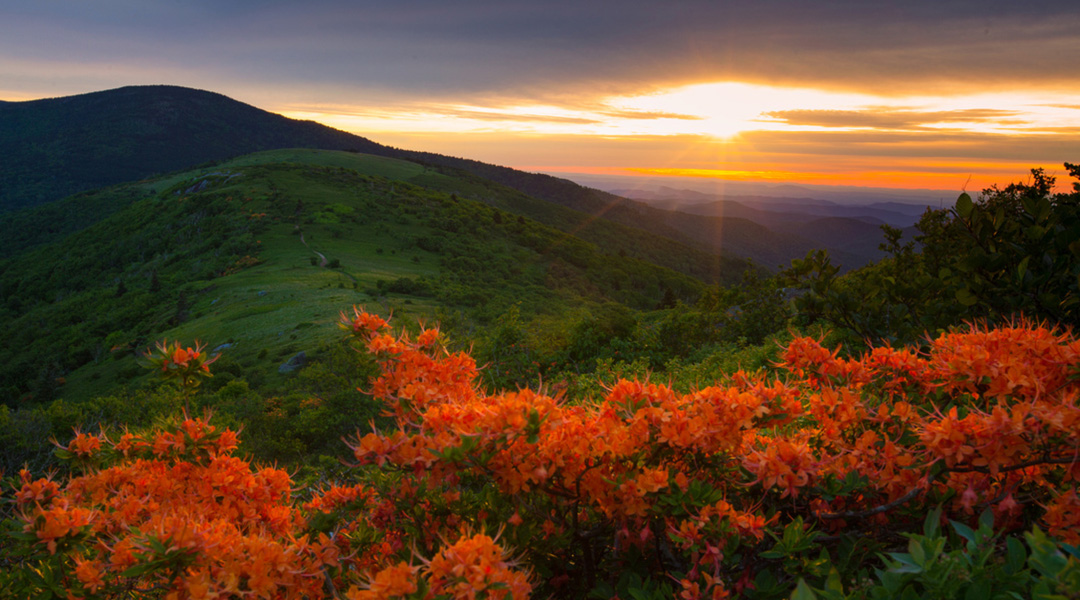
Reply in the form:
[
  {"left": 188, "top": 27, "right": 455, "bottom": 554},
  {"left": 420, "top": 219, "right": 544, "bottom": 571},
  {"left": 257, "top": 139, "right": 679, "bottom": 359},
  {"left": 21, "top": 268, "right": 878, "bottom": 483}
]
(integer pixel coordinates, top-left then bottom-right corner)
[
  {"left": 139, "top": 339, "right": 219, "bottom": 398},
  {"left": 341, "top": 310, "right": 1080, "bottom": 597},
  {"left": 4, "top": 311, "right": 1079, "bottom": 599},
  {"left": 4, "top": 414, "right": 528, "bottom": 599},
  {"left": 7, "top": 417, "right": 334, "bottom": 598}
]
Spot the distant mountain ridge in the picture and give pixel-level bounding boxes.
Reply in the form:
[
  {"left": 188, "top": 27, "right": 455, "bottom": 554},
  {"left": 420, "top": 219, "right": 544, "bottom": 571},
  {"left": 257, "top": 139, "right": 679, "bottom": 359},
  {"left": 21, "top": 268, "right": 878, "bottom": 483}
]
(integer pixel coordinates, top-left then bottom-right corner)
[
  {"left": 612, "top": 187, "right": 930, "bottom": 266},
  {"left": 616, "top": 187, "right": 930, "bottom": 227}
]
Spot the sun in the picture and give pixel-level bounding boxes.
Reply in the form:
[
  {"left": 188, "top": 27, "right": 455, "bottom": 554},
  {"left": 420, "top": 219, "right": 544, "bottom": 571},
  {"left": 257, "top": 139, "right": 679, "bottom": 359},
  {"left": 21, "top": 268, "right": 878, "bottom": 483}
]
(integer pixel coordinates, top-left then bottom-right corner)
[{"left": 609, "top": 82, "right": 876, "bottom": 138}]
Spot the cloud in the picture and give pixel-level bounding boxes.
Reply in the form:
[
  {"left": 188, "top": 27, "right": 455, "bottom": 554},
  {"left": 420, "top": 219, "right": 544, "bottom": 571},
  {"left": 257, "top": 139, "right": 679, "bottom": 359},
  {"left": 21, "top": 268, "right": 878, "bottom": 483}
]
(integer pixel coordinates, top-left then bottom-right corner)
[
  {"left": 759, "top": 108, "right": 1025, "bottom": 130},
  {"left": 737, "top": 129, "right": 1080, "bottom": 162},
  {"left": 429, "top": 107, "right": 602, "bottom": 125},
  {"left": 3, "top": 0, "right": 1080, "bottom": 106},
  {"left": 599, "top": 109, "right": 704, "bottom": 121}
]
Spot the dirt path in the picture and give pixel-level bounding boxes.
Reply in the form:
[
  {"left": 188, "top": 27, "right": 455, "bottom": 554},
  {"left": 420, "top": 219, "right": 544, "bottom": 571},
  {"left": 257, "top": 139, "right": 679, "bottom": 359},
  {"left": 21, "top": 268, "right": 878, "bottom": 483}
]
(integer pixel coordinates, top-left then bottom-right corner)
[{"left": 299, "top": 231, "right": 327, "bottom": 267}]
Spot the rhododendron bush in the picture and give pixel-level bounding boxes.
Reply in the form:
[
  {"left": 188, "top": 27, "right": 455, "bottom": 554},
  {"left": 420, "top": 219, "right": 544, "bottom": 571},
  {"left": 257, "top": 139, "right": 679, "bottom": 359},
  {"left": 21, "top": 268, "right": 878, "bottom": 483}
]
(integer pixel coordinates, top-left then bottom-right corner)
[{"left": 4, "top": 307, "right": 1080, "bottom": 598}]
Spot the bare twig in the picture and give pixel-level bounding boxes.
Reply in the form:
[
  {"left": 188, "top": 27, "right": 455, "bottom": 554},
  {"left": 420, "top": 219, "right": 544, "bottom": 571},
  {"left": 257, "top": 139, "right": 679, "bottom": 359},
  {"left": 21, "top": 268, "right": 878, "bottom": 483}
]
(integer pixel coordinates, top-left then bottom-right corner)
[{"left": 819, "top": 473, "right": 937, "bottom": 521}]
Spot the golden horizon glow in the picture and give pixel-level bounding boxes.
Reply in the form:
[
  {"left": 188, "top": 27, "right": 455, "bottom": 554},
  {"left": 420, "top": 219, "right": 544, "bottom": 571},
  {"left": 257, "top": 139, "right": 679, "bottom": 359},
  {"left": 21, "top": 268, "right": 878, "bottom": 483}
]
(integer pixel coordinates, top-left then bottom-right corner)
[
  {"left": 276, "top": 81, "right": 1080, "bottom": 192},
  {"left": 624, "top": 166, "right": 1068, "bottom": 192}
]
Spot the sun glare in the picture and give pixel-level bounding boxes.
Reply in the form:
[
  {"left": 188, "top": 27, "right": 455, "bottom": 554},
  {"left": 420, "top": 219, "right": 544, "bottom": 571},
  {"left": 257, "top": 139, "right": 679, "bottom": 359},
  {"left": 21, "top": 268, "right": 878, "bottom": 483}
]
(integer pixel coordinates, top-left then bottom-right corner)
[
  {"left": 277, "top": 82, "right": 1080, "bottom": 191},
  {"left": 609, "top": 83, "right": 866, "bottom": 138}
]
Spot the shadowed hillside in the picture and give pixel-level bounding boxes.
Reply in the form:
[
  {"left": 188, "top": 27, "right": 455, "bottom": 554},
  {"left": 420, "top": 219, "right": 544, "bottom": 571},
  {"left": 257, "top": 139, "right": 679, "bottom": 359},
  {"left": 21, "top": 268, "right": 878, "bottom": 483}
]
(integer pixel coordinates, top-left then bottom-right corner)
[{"left": 0, "top": 85, "right": 381, "bottom": 212}]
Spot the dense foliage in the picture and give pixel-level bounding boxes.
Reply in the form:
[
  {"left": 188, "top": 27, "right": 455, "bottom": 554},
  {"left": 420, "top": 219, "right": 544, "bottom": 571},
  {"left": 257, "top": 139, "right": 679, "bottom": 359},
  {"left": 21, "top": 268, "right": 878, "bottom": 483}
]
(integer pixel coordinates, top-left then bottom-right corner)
[
  {"left": 786, "top": 163, "right": 1080, "bottom": 345},
  {"left": 0, "top": 178, "right": 261, "bottom": 405},
  {"left": 3, "top": 307, "right": 1079, "bottom": 599}
]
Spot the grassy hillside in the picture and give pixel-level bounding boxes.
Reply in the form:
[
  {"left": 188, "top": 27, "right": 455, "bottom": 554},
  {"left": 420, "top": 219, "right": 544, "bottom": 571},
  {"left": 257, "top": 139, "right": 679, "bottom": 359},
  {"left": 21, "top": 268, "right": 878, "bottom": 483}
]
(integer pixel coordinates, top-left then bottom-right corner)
[
  {"left": 1, "top": 149, "right": 746, "bottom": 286},
  {"left": 0, "top": 150, "right": 713, "bottom": 405}
]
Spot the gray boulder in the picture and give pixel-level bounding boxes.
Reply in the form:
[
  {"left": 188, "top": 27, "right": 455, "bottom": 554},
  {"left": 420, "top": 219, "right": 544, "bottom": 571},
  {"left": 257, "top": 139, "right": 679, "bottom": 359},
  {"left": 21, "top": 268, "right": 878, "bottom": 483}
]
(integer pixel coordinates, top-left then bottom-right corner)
[{"left": 278, "top": 351, "right": 307, "bottom": 374}]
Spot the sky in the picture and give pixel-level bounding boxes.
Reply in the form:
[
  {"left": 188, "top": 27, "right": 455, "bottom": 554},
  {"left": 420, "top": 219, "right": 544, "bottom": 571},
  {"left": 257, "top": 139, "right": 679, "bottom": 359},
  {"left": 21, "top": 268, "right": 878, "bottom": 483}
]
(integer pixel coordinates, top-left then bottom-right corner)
[{"left": 3, "top": 0, "right": 1079, "bottom": 198}]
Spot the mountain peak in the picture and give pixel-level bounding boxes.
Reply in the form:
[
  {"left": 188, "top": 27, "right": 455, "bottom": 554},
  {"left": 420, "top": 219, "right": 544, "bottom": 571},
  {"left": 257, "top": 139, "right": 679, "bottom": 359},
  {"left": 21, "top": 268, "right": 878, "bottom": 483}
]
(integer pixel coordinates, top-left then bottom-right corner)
[{"left": 0, "top": 86, "right": 381, "bottom": 212}]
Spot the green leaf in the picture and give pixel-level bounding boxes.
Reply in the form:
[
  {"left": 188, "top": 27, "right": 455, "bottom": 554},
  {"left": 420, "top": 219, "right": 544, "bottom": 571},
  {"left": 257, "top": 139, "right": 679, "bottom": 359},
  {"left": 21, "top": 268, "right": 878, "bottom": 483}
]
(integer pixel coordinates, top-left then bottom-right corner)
[
  {"left": 1022, "top": 195, "right": 1037, "bottom": 215},
  {"left": 952, "top": 521, "right": 977, "bottom": 544},
  {"left": 901, "top": 586, "right": 922, "bottom": 600},
  {"left": 825, "top": 568, "right": 844, "bottom": 593},
  {"left": 955, "top": 288, "right": 979, "bottom": 307},
  {"left": 994, "top": 207, "right": 1006, "bottom": 230},
  {"left": 956, "top": 193, "right": 974, "bottom": 218},
  {"left": 887, "top": 552, "right": 923, "bottom": 574},
  {"left": 1017, "top": 256, "right": 1030, "bottom": 282},
  {"left": 755, "top": 569, "right": 781, "bottom": 595},
  {"left": 964, "top": 578, "right": 991, "bottom": 600},
  {"left": 923, "top": 505, "right": 943, "bottom": 538},
  {"left": 1036, "top": 198, "right": 1052, "bottom": 223},
  {"left": 1005, "top": 536, "right": 1027, "bottom": 575},
  {"left": 1025, "top": 528, "right": 1069, "bottom": 578},
  {"left": 120, "top": 562, "right": 160, "bottom": 578},
  {"left": 791, "top": 578, "right": 818, "bottom": 600},
  {"left": 909, "top": 539, "right": 927, "bottom": 567}
]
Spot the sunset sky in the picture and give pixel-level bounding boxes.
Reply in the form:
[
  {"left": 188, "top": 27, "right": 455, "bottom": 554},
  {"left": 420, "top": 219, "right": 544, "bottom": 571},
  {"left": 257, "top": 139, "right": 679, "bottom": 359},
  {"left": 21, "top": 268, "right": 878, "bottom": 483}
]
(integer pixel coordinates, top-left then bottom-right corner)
[{"left": 3, "top": 0, "right": 1079, "bottom": 197}]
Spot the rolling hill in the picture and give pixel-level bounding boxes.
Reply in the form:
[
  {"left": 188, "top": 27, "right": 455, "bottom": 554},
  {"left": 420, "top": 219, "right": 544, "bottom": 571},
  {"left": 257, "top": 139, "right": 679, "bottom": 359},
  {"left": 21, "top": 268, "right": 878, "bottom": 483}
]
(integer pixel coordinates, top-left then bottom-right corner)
[{"left": 2, "top": 84, "right": 885, "bottom": 268}]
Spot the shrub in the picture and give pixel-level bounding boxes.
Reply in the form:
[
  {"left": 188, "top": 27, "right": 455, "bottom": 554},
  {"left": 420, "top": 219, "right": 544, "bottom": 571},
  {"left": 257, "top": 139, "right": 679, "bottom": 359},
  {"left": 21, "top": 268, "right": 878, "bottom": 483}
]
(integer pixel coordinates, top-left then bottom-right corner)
[{"left": 6, "top": 310, "right": 1080, "bottom": 599}]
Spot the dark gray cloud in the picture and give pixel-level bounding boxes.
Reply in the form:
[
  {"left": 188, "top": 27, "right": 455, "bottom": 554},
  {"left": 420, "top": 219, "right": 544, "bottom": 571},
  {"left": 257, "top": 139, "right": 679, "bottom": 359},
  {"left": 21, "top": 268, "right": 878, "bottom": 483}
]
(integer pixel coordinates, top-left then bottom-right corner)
[
  {"left": 3, "top": 0, "right": 1079, "bottom": 103},
  {"left": 431, "top": 107, "right": 602, "bottom": 125}
]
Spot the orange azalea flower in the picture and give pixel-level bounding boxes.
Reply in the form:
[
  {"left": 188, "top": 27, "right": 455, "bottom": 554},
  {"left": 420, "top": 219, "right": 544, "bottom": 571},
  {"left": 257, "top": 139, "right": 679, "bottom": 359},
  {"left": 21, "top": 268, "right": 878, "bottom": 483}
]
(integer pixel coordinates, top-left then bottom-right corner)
[
  {"left": 426, "top": 533, "right": 532, "bottom": 600},
  {"left": 416, "top": 327, "right": 441, "bottom": 347},
  {"left": 142, "top": 339, "right": 219, "bottom": 390},
  {"left": 1042, "top": 488, "right": 1080, "bottom": 545},
  {"left": 635, "top": 468, "right": 670, "bottom": 495},
  {"left": 67, "top": 431, "right": 103, "bottom": 457},
  {"left": 348, "top": 562, "right": 418, "bottom": 599},
  {"left": 340, "top": 306, "right": 389, "bottom": 335},
  {"left": 73, "top": 555, "right": 107, "bottom": 592},
  {"left": 744, "top": 438, "right": 818, "bottom": 499},
  {"left": 15, "top": 473, "right": 60, "bottom": 507}
]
